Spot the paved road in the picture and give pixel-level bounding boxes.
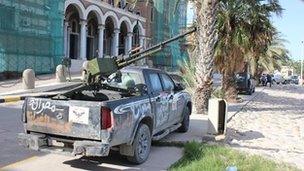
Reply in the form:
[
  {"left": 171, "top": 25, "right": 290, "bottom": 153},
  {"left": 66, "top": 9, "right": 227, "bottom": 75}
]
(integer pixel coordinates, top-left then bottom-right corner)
[
  {"left": 0, "top": 102, "right": 42, "bottom": 168},
  {"left": 227, "top": 85, "right": 304, "bottom": 169}
]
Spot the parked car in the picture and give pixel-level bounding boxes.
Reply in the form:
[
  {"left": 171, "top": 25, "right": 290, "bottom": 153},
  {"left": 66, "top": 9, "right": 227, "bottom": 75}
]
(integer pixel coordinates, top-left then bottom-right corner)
[
  {"left": 17, "top": 67, "right": 192, "bottom": 164},
  {"left": 290, "top": 75, "right": 299, "bottom": 84},
  {"left": 272, "top": 73, "right": 289, "bottom": 84},
  {"left": 236, "top": 72, "right": 255, "bottom": 95}
]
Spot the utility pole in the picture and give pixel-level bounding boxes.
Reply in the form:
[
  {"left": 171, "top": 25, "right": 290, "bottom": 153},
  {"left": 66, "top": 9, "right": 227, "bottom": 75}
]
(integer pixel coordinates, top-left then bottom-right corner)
[{"left": 301, "top": 41, "right": 304, "bottom": 85}]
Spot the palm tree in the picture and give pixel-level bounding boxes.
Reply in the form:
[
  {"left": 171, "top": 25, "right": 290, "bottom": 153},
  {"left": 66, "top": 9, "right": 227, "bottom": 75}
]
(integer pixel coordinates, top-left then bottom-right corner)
[
  {"left": 246, "top": 0, "right": 283, "bottom": 80},
  {"left": 192, "top": 0, "right": 219, "bottom": 114},
  {"left": 214, "top": 0, "right": 282, "bottom": 101},
  {"left": 215, "top": 0, "right": 251, "bottom": 101},
  {"left": 253, "top": 33, "right": 290, "bottom": 74}
]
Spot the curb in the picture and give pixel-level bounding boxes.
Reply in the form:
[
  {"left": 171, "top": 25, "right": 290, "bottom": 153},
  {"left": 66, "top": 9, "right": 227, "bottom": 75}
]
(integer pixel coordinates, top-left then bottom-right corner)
[
  {"left": 227, "top": 87, "right": 265, "bottom": 123},
  {"left": 0, "top": 96, "right": 26, "bottom": 104},
  {"left": 0, "top": 83, "right": 82, "bottom": 104}
]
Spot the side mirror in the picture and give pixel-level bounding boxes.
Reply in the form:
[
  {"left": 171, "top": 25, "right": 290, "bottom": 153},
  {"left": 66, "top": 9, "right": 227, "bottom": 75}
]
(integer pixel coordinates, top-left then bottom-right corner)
[{"left": 175, "top": 83, "right": 185, "bottom": 91}]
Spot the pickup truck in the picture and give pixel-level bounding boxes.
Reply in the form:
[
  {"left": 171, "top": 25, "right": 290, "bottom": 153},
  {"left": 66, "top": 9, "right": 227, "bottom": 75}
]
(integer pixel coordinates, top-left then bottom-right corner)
[{"left": 18, "top": 67, "right": 192, "bottom": 164}]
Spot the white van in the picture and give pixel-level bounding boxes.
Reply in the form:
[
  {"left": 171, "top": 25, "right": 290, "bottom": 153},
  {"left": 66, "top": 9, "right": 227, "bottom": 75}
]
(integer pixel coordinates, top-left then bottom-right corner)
[{"left": 272, "top": 72, "right": 285, "bottom": 84}]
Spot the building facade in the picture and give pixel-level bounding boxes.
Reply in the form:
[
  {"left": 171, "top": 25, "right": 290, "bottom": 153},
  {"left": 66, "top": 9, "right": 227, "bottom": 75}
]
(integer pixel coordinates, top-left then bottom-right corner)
[
  {"left": 0, "top": 0, "right": 64, "bottom": 75},
  {"left": 64, "top": 0, "right": 147, "bottom": 72},
  {"left": 152, "top": 0, "right": 188, "bottom": 70},
  {"left": 0, "top": 0, "right": 147, "bottom": 75},
  {"left": 0, "top": 0, "right": 189, "bottom": 76}
]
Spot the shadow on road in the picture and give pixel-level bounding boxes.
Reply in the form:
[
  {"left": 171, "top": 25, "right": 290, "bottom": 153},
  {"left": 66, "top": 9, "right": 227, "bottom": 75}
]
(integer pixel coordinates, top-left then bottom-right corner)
[
  {"left": 226, "top": 128, "right": 265, "bottom": 142},
  {"left": 63, "top": 152, "right": 137, "bottom": 171}
]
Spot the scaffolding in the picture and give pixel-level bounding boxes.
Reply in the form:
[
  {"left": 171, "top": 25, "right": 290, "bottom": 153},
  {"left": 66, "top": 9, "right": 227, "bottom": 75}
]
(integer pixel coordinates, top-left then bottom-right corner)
[
  {"left": 152, "top": 0, "right": 188, "bottom": 70},
  {"left": 0, "top": 0, "right": 64, "bottom": 74}
]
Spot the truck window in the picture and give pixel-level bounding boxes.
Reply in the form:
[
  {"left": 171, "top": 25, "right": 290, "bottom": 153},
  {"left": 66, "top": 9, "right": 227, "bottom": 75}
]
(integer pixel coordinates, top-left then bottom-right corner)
[
  {"left": 148, "top": 73, "right": 163, "bottom": 92},
  {"left": 160, "top": 74, "right": 174, "bottom": 91},
  {"left": 107, "top": 72, "right": 142, "bottom": 89}
]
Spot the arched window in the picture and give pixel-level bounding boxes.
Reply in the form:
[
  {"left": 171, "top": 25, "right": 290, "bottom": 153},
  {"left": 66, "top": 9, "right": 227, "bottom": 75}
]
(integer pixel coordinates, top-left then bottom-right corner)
[{"left": 70, "top": 19, "right": 79, "bottom": 33}]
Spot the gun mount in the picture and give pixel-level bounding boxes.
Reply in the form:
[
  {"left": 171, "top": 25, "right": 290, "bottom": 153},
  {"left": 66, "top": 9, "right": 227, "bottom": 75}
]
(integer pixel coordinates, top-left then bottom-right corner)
[
  {"left": 84, "top": 27, "right": 197, "bottom": 84},
  {"left": 56, "top": 27, "right": 196, "bottom": 99}
]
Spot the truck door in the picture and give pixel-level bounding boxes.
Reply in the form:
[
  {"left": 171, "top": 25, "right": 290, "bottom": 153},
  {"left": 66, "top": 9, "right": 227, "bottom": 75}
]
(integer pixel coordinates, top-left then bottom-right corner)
[
  {"left": 147, "top": 72, "right": 170, "bottom": 132},
  {"left": 159, "top": 73, "right": 182, "bottom": 125}
]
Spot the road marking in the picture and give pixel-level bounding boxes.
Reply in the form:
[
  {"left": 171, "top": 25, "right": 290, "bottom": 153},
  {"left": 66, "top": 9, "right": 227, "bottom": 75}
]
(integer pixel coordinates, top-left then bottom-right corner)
[
  {"left": 0, "top": 156, "right": 38, "bottom": 170},
  {"left": 4, "top": 97, "right": 21, "bottom": 103}
]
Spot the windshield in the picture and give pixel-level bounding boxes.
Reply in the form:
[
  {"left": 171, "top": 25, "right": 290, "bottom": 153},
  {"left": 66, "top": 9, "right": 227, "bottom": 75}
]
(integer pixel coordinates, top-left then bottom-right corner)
[{"left": 107, "top": 72, "right": 143, "bottom": 90}]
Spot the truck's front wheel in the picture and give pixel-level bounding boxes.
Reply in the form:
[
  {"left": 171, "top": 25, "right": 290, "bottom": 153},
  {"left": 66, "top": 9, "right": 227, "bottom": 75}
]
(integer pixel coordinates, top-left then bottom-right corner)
[
  {"left": 178, "top": 107, "right": 190, "bottom": 133},
  {"left": 127, "top": 124, "right": 151, "bottom": 164}
]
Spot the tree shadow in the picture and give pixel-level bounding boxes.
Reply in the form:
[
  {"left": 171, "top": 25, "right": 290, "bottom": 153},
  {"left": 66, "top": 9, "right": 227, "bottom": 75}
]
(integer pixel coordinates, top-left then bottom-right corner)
[
  {"left": 226, "top": 128, "right": 265, "bottom": 141},
  {"left": 240, "top": 88, "right": 304, "bottom": 115}
]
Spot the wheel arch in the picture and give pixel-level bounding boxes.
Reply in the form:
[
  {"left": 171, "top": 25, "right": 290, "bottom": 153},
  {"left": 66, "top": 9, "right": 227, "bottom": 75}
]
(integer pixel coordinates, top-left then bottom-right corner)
[
  {"left": 139, "top": 116, "right": 153, "bottom": 135},
  {"left": 128, "top": 116, "right": 153, "bottom": 145}
]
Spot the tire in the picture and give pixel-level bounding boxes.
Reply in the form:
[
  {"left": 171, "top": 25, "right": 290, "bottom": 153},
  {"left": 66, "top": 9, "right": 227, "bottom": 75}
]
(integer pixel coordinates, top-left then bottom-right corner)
[
  {"left": 247, "top": 89, "right": 252, "bottom": 95},
  {"left": 127, "top": 124, "right": 151, "bottom": 164},
  {"left": 178, "top": 107, "right": 190, "bottom": 133}
]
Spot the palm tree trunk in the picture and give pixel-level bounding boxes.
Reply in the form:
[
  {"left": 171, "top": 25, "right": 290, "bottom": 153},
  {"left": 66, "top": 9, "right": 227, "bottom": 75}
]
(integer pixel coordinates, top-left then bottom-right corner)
[
  {"left": 222, "top": 70, "right": 238, "bottom": 102},
  {"left": 252, "top": 57, "right": 260, "bottom": 81},
  {"left": 194, "top": 0, "right": 218, "bottom": 114}
]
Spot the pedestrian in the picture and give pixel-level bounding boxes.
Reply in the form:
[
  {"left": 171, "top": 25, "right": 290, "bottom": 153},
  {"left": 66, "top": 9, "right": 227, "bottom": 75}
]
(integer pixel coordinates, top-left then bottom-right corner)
[{"left": 266, "top": 74, "right": 272, "bottom": 87}]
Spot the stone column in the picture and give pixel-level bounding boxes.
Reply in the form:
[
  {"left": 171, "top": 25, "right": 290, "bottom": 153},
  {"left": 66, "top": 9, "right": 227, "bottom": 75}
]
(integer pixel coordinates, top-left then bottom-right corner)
[
  {"left": 79, "top": 20, "right": 87, "bottom": 60},
  {"left": 67, "top": 26, "right": 71, "bottom": 58},
  {"left": 63, "top": 21, "right": 69, "bottom": 57},
  {"left": 127, "top": 32, "right": 133, "bottom": 54},
  {"left": 139, "top": 36, "right": 146, "bottom": 65},
  {"left": 139, "top": 36, "right": 145, "bottom": 50},
  {"left": 113, "top": 29, "right": 120, "bottom": 56},
  {"left": 98, "top": 25, "right": 105, "bottom": 58}
]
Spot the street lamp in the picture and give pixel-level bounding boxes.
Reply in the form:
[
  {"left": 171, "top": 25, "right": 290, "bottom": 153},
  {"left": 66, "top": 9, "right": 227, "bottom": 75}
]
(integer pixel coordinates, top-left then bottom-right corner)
[{"left": 301, "top": 41, "right": 304, "bottom": 85}]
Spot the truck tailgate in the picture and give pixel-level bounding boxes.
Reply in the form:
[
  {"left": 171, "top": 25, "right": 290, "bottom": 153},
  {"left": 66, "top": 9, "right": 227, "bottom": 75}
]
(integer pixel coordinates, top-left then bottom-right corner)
[{"left": 24, "top": 98, "right": 102, "bottom": 140}]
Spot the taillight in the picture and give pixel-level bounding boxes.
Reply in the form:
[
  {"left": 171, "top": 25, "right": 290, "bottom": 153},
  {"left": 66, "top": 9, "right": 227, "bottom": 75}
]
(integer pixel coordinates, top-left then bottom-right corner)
[{"left": 101, "top": 107, "right": 112, "bottom": 129}]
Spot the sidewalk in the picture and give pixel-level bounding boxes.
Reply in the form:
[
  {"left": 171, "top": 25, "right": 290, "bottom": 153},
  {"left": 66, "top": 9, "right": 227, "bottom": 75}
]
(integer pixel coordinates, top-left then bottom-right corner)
[
  {"left": 0, "top": 74, "right": 82, "bottom": 99},
  {"left": 160, "top": 87, "right": 264, "bottom": 144}
]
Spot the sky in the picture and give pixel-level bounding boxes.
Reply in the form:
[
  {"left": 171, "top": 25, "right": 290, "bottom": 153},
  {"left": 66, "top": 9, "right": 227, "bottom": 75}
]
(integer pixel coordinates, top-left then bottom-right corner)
[
  {"left": 186, "top": 1, "right": 304, "bottom": 61},
  {"left": 272, "top": 0, "right": 304, "bottom": 61}
]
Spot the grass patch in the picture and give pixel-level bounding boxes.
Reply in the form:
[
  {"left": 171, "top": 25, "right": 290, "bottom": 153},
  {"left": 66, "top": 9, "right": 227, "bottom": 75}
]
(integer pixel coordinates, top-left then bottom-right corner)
[{"left": 170, "top": 142, "right": 298, "bottom": 171}]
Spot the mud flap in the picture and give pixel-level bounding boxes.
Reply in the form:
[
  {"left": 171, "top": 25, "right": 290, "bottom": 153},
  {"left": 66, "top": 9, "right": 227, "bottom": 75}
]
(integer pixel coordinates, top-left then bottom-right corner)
[{"left": 119, "top": 144, "right": 134, "bottom": 156}]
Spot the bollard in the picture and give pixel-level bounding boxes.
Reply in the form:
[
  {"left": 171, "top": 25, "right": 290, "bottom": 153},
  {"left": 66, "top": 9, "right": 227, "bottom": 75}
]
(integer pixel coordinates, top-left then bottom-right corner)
[
  {"left": 56, "top": 65, "right": 67, "bottom": 83},
  {"left": 208, "top": 98, "right": 228, "bottom": 135},
  {"left": 81, "top": 61, "right": 89, "bottom": 81},
  {"left": 22, "top": 69, "right": 35, "bottom": 90}
]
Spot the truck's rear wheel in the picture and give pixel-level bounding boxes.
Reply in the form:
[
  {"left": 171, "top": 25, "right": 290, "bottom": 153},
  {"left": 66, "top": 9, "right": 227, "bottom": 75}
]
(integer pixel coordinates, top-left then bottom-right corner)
[
  {"left": 127, "top": 124, "right": 151, "bottom": 164},
  {"left": 178, "top": 107, "right": 190, "bottom": 133}
]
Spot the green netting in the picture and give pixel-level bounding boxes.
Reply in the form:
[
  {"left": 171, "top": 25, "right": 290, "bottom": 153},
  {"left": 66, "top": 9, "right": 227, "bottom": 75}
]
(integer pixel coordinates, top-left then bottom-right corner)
[
  {"left": 0, "top": 0, "right": 65, "bottom": 74},
  {"left": 152, "top": 0, "right": 188, "bottom": 70}
]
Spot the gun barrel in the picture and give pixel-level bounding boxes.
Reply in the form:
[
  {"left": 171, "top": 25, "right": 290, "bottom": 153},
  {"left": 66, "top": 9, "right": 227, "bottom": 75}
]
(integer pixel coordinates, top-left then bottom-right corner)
[{"left": 117, "top": 27, "right": 197, "bottom": 68}]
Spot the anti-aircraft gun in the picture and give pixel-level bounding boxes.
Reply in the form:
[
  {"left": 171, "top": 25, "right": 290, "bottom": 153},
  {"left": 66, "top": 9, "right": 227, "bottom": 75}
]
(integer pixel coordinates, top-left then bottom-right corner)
[{"left": 58, "top": 27, "right": 196, "bottom": 98}]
